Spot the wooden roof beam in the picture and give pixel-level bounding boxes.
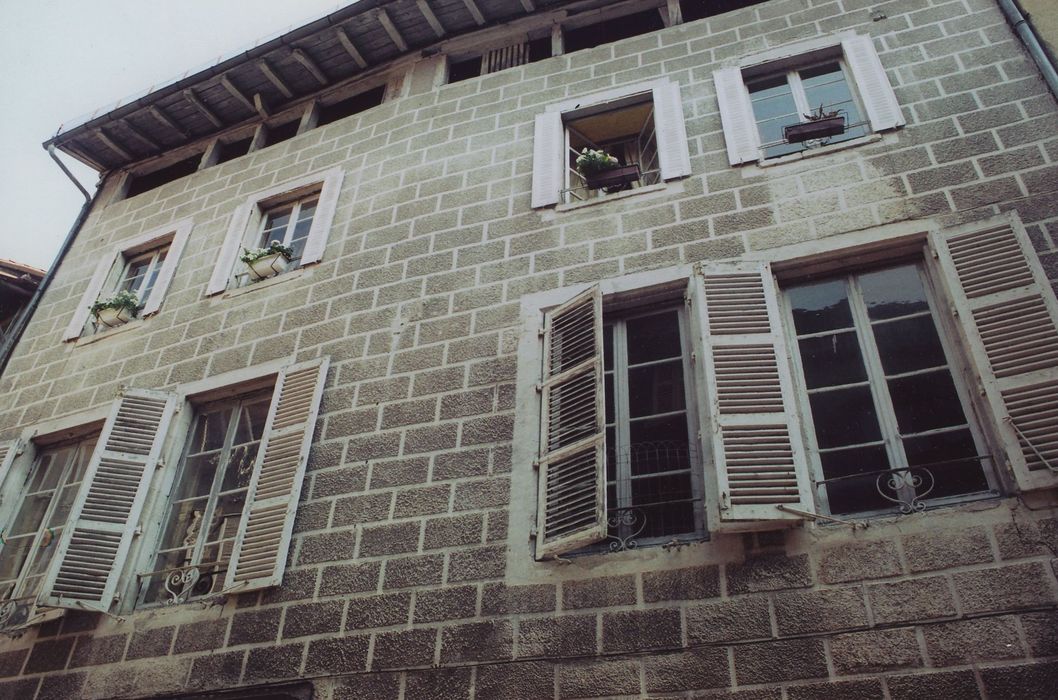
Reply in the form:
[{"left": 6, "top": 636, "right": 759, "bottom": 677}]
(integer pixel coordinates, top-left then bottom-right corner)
[
  {"left": 336, "top": 26, "right": 369, "bottom": 69},
  {"left": 95, "top": 129, "right": 132, "bottom": 161},
  {"left": 183, "top": 88, "right": 224, "bottom": 128},
  {"left": 256, "top": 59, "right": 294, "bottom": 99},
  {"left": 253, "top": 93, "right": 272, "bottom": 120},
  {"left": 121, "top": 120, "right": 161, "bottom": 152},
  {"left": 220, "top": 76, "right": 257, "bottom": 116},
  {"left": 147, "top": 105, "right": 190, "bottom": 140},
  {"left": 292, "top": 48, "right": 328, "bottom": 86},
  {"left": 462, "top": 0, "right": 486, "bottom": 25},
  {"left": 416, "top": 0, "right": 446, "bottom": 38},
  {"left": 519, "top": 0, "right": 536, "bottom": 11},
  {"left": 377, "top": 9, "right": 409, "bottom": 52}
]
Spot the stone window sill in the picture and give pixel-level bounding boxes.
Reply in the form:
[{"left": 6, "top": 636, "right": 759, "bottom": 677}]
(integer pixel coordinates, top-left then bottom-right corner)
[
  {"left": 221, "top": 267, "right": 306, "bottom": 299},
  {"left": 555, "top": 182, "right": 670, "bottom": 213},
  {"left": 74, "top": 317, "right": 147, "bottom": 346}
]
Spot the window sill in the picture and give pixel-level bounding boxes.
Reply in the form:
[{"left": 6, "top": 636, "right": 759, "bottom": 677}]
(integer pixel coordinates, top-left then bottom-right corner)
[
  {"left": 753, "top": 134, "right": 882, "bottom": 170},
  {"left": 73, "top": 317, "right": 147, "bottom": 347},
  {"left": 555, "top": 181, "right": 671, "bottom": 213},
  {"left": 221, "top": 267, "right": 307, "bottom": 299}
]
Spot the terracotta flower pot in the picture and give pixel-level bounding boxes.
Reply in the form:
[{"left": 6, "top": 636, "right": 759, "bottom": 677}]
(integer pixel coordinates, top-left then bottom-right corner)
[{"left": 246, "top": 253, "right": 290, "bottom": 280}]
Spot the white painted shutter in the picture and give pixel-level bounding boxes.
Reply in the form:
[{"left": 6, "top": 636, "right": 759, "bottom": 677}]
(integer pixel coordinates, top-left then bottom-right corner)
[
  {"left": 41, "top": 389, "right": 177, "bottom": 610},
  {"left": 0, "top": 440, "right": 20, "bottom": 491},
  {"left": 695, "top": 262, "right": 812, "bottom": 526},
  {"left": 930, "top": 216, "right": 1058, "bottom": 491},
  {"left": 842, "top": 35, "right": 905, "bottom": 132},
  {"left": 299, "top": 169, "right": 345, "bottom": 266},
  {"left": 535, "top": 287, "right": 606, "bottom": 559},
  {"left": 207, "top": 202, "right": 253, "bottom": 296},
  {"left": 224, "top": 357, "right": 329, "bottom": 591},
  {"left": 653, "top": 81, "right": 692, "bottom": 180},
  {"left": 141, "top": 220, "right": 193, "bottom": 317},
  {"left": 62, "top": 257, "right": 113, "bottom": 341},
  {"left": 531, "top": 111, "right": 565, "bottom": 209},
  {"left": 713, "top": 66, "right": 760, "bottom": 166}
]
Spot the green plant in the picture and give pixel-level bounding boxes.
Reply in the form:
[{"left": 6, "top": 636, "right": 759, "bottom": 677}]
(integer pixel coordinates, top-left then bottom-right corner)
[
  {"left": 803, "top": 103, "right": 843, "bottom": 121},
  {"left": 240, "top": 240, "right": 294, "bottom": 264},
  {"left": 575, "top": 148, "right": 620, "bottom": 176},
  {"left": 90, "top": 289, "right": 140, "bottom": 317}
]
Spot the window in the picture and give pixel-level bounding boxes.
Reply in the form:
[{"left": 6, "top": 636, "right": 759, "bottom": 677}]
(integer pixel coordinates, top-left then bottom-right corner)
[
  {"left": 125, "top": 153, "right": 203, "bottom": 199},
  {"left": 207, "top": 167, "right": 344, "bottom": 295},
  {"left": 563, "top": 8, "right": 665, "bottom": 53},
  {"left": 448, "top": 38, "right": 552, "bottom": 85},
  {"left": 714, "top": 35, "right": 904, "bottom": 165},
  {"left": 679, "top": 0, "right": 768, "bottom": 23},
  {"left": 317, "top": 85, "right": 386, "bottom": 126},
  {"left": 62, "top": 218, "right": 193, "bottom": 341},
  {"left": 784, "top": 264, "right": 995, "bottom": 515},
  {"left": 531, "top": 79, "right": 690, "bottom": 209}
]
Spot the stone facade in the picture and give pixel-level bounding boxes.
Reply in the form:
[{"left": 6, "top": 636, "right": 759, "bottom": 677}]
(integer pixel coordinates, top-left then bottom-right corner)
[{"left": 1, "top": 0, "right": 1057, "bottom": 698}]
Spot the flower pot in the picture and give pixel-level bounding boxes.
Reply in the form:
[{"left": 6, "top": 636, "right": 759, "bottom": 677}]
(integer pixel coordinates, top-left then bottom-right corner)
[
  {"left": 95, "top": 306, "right": 134, "bottom": 328},
  {"left": 246, "top": 253, "right": 290, "bottom": 280},
  {"left": 584, "top": 163, "right": 641, "bottom": 191},
  {"left": 784, "top": 116, "right": 846, "bottom": 144}
]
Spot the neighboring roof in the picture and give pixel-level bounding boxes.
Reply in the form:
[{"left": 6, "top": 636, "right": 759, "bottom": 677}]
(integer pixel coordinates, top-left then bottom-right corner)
[
  {"left": 44, "top": 0, "right": 592, "bottom": 172},
  {"left": 0, "top": 259, "right": 46, "bottom": 295}
]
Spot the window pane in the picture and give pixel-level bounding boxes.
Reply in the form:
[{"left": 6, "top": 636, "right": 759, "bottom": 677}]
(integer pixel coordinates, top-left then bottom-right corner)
[
  {"left": 808, "top": 386, "right": 882, "bottom": 448},
  {"left": 628, "top": 414, "right": 690, "bottom": 475},
  {"left": 140, "top": 248, "right": 168, "bottom": 300},
  {"left": 604, "top": 373, "right": 615, "bottom": 424},
  {"left": 797, "top": 331, "right": 867, "bottom": 389},
  {"left": 903, "top": 429, "right": 990, "bottom": 499},
  {"left": 625, "top": 311, "right": 681, "bottom": 364},
  {"left": 219, "top": 443, "right": 258, "bottom": 493},
  {"left": 27, "top": 450, "right": 65, "bottom": 493},
  {"left": 788, "top": 279, "right": 853, "bottom": 334},
  {"left": 819, "top": 445, "right": 892, "bottom": 514},
  {"left": 0, "top": 538, "right": 34, "bottom": 582},
  {"left": 628, "top": 360, "right": 685, "bottom": 418},
  {"left": 260, "top": 208, "right": 292, "bottom": 246},
  {"left": 603, "top": 325, "right": 614, "bottom": 371},
  {"left": 8, "top": 494, "right": 51, "bottom": 537},
  {"left": 872, "top": 315, "right": 948, "bottom": 375},
  {"left": 887, "top": 370, "right": 968, "bottom": 434},
  {"left": 174, "top": 453, "right": 223, "bottom": 501},
  {"left": 190, "top": 409, "right": 233, "bottom": 454},
  {"left": 859, "top": 266, "right": 929, "bottom": 320},
  {"left": 205, "top": 492, "right": 246, "bottom": 544},
  {"left": 157, "top": 497, "right": 210, "bottom": 555},
  {"left": 800, "top": 62, "right": 868, "bottom": 142},
  {"left": 631, "top": 472, "right": 695, "bottom": 536},
  {"left": 234, "top": 399, "right": 270, "bottom": 444}
]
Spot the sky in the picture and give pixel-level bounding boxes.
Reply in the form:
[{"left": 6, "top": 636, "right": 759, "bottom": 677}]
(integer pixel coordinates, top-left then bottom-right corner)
[{"left": 0, "top": 0, "right": 353, "bottom": 271}]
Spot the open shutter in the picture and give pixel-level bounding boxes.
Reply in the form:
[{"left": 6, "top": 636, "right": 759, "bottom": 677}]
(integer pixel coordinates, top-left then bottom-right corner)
[
  {"left": 299, "top": 169, "right": 345, "bottom": 266},
  {"left": 653, "top": 81, "right": 692, "bottom": 180},
  {"left": 713, "top": 66, "right": 760, "bottom": 166},
  {"left": 207, "top": 202, "right": 252, "bottom": 296},
  {"left": 224, "top": 357, "right": 329, "bottom": 591},
  {"left": 535, "top": 287, "right": 606, "bottom": 559},
  {"left": 930, "top": 216, "right": 1058, "bottom": 491},
  {"left": 41, "top": 389, "right": 176, "bottom": 610},
  {"left": 531, "top": 111, "right": 565, "bottom": 209},
  {"left": 695, "top": 262, "right": 812, "bottom": 527},
  {"left": 842, "top": 35, "right": 904, "bottom": 132},
  {"left": 62, "top": 257, "right": 113, "bottom": 341},
  {"left": 141, "top": 220, "right": 193, "bottom": 317},
  {"left": 0, "top": 440, "right": 20, "bottom": 489}
]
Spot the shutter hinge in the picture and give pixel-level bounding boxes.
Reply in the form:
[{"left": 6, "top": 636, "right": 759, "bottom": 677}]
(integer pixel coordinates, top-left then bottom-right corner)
[
  {"left": 535, "top": 384, "right": 543, "bottom": 394},
  {"left": 720, "top": 492, "right": 729, "bottom": 511},
  {"left": 529, "top": 525, "right": 538, "bottom": 538},
  {"left": 132, "top": 527, "right": 142, "bottom": 537},
  {"left": 538, "top": 328, "right": 546, "bottom": 338},
  {"left": 532, "top": 460, "right": 540, "bottom": 471},
  {"left": 690, "top": 351, "right": 697, "bottom": 365}
]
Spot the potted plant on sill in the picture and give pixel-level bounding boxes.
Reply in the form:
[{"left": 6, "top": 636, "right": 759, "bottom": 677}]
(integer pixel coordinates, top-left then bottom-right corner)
[
  {"left": 90, "top": 290, "right": 140, "bottom": 328},
  {"left": 784, "top": 104, "right": 847, "bottom": 144},
  {"left": 576, "top": 148, "right": 641, "bottom": 192},
  {"left": 241, "top": 240, "right": 294, "bottom": 281}
]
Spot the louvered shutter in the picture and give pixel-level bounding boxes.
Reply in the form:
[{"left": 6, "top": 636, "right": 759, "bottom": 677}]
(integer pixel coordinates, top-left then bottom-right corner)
[
  {"left": 842, "top": 35, "right": 905, "bottom": 133},
  {"left": 0, "top": 440, "right": 20, "bottom": 492},
  {"left": 141, "top": 220, "right": 193, "bottom": 317},
  {"left": 930, "top": 216, "right": 1058, "bottom": 491},
  {"left": 713, "top": 66, "right": 760, "bottom": 166},
  {"left": 653, "top": 81, "right": 692, "bottom": 180},
  {"left": 298, "top": 169, "right": 345, "bottom": 266},
  {"left": 484, "top": 43, "right": 529, "bottom": 73},
  {"left": 695, "top": 262, "right": 812, "bottom": 526},
  {"left": 62, "top": 257, "right": 113, "bottom": 341},
  {"left": 224, "top": 357, "right": 329, "bottom": 591},
  {"left": 207, "top": 201, "right": 253, "bottom": 296},
  {"left": 535, "top": 286, "right": 606, "bottom": 559},
  {"left": 41, "top": 390, "right": 176, "bottom": 610},
  {"left": 531, "top": 111, "right": 565, "bottom": 209}
]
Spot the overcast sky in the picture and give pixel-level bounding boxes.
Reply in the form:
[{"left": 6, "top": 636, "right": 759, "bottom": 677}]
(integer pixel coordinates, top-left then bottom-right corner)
[{"left": 0, "top": 0, "right": 351, "bottom": 271}]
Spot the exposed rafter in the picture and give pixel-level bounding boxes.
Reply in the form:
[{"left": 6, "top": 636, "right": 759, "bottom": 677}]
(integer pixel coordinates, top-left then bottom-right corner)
[
  {"left": 253, "top": 93, "right": 272, "bottom": 120},
  {"left": 415, "top": 0, "right": 446, "bottom": 38},
  {"left": 256, "top": 59, "right": 294, "bottom": 99},
  {"left": 95, "top": 129, "right": 132, "bottom": 160},
  {"left": 220, "top": 76, "right": 257, "bottom": 116},
  {"left": 147, "top": 105, "right": 189, "bottom": 139},
  {"left": 462, "top": 0, "right": 486, "bottom": 25},
  {"left": 183, "top": 88, "right": 224, "bottom": 128},
  {"left": 121, "top": 120, "right": 161, "bottom": 152},
  {"left": 519, "top": 0, "right": 536, "bottom": 11},
  {"left": 335, "top": 26, "right": 369, "bottom": 69},
  {"left": 291, "top": 48, "right": 328, "bottom": 86},
  {"left": 377, "top": 9, "right": 409, "bottom": 52}
]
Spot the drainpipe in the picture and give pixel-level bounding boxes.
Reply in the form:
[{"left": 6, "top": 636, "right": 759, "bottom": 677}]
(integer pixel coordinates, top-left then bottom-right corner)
[
  {"left": 997, "top": 0, "right": 1058, "bottom": 100},
  {"left": 0, "top": 146, "right": 99, "bottom": 376}
]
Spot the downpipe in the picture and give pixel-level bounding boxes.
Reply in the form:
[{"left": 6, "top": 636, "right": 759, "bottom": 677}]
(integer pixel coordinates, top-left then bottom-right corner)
[{"left": 997, "top": 0, "right": 1058, "bottom": 100}]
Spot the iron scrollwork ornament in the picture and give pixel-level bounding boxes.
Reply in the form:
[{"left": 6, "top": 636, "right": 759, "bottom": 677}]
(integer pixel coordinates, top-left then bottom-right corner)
[
  {"left": 876, "top": 467, "right": 935, "bottom": 514},
  {"left": 605, "top": 506, "right": 647, "bottom": 552},
  {"left": 163, "top": 566, "right": 202, "bottom": 605}
]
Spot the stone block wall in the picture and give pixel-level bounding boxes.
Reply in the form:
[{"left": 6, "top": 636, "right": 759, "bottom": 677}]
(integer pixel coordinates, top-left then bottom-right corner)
[{"left": 0, "top": 0, "right": 1056, "bottom": 697}]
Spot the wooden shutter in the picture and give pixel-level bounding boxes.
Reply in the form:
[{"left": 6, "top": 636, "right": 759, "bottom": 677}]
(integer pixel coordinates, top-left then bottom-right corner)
[
  {"left": 842, "top": 35, "right": 905, "bottom": 133},
  {"left": 62, "top": 257, "right": 113, "bottom": 341},
  {"left": 535, "top": 287, "right": 606, "bottom": 559},
  {"left": 484, "top": 43, "right": 529, "bottom": 73},
  {"left": 0, "top": 440, "right": 20, "bottom": 491},
  {"left": 695, "top": 262, "right": 812, "bottom": 526},
  {"left": 930, "top": 216, "right": 1058, "bottom": 491},
  {"left": 41, "top": 389, "right": 176, "bottom": 610},
  {"left": 299, "top": 169, "right": 345, "bottom": 266},
  {"left": 224, "top": 357, "right": 329, "bottom": 591},
  {"left": 207, "top": 202, "right": 253, "bottom": 296},
  {"left": 141, "top": 220, "right": 193, "bottom": 317},
  {"left": 531, "top": 111, "right": 565, "bottom": 209},
  {"left": 713, "top": 66, "right": 760, "bottom": 166},
  {"left": 653, "top": 81, "right": 692, "bottom": 180}
]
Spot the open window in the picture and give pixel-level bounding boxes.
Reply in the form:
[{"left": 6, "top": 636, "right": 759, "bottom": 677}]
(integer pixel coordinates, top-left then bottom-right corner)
[{"left": 125, "top": 152, "right": 203, "bottom": 199}]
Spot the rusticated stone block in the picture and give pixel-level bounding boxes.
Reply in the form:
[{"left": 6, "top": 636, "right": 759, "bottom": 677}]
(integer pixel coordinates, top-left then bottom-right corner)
[
  {"left": 405, "top": 667, "right": 472, "bottom": 700},
  {"left": 482, "top": 582, "right": 556, "bottom": 615},
  {"left": 298, "top": 529, "right": 356, "bottom": 565},
  {"left": 173, "top": 619, "right": 228, "bottom": 655},
  {"left": 36, "top": 672, "right": 86, "bottom": 700},
  {"left": 887, "top": 670, "right": 981, "bottom": 700},
  {"left": 282, "top": 600, "right": 344, "bottom": 639},
  {"left": 186, "top": 650, "right": 244, "bottom": 691},
  {"left": 0, "top": 649, "right": 24, "bottom": 678},
  {"left": 372, "top": 628, "right": 436, "bottom": 669},
  {"left": 734, "top": 639, "right": 827, "bottom": 684},
  {"left": 1022, "top": 611, "right": 1058, "bottom": 655},
  {"left": 773, "top": 587, "right": 868, "bottom": 636},
  {"left": 304, "top": 636, "right": 369, "bottom": 675},
  {"left": 477, "top": 661, "right": 555, "bottom": 700},
  {"left": 333, "top": 673, "right": 401, "bottom": 700},
  {"left": 642, "top": 564, "right": 720, "bottom": 602},
  {"left": 558, "top": 658, "right": 641, "bottom": 698},
  {"left": 448, "top": 545, "right": 505, "bottom": 581},
  {"left": 413, "top": 585, "right": 478, "bottom": 623},
  {"left": 319, "top": 561, "right": 381, "bottom": 597},
  {"left": 345, "top": 592, "right": 410, "bottom": 630},
  {"left": 440, "top": 620, "right": 513, "bottom": 662},
  {"left": 786, "top": 679, "right": 884, "bottom": 700},
  {"left": 868, "top": 576, "right": 957, "bottom": 624},
  {"left": 687, "top": 596, "right": 772, "bottom": 643},
  {"left": 359, "top": 521, "right": 420, "bottom": 557},
  {"left": 562, "top": 575, "right": 636, "bottom": 610},
  {"left": 830, "top": 629, "right": 921, "bottom": 675},
  {"left": 816, "top": 541, "right": 902, "bottom": 584},
  {"left": 643, "top": 648, "right": 729, "bottom": 693},
  {"left": 333, "top": 492, "right": 392, "bottom": 526},
  {"left": 922, "top": 616, "right": 1023, "bottom": 666},
  {"left": 127, "top": 626, "right": 175, "bottom": 661},
  {"left": 260, "top": 566, "right": 317, "bottom": 605},
  {"left": 384, "top": 553, "right": 444, "bottom": 589},
  {"left": 24, "top": 638, "right": 74, "bottom": 674},
  {"left": 980, "top": 660, "right": 1058, "bottom": 700},
  {"left": 954, "top": 562, "right": 1057, "bottom": 613},
  {"left": 727, "top": 553, "right": 812, "bottom": 594},
  {"left": 602, "top": 608, "right": 681, "bottom": 652},
  {"left": 0, "top": 678, "right": 39, "bottom": 700},
  {"left": 243, "top": 643, "right": 303, "bottom": 682},
  {"left": 423, "top": 513, "right": 484, "bottom": 550},
  {"left": 901, "top": 527, "right": 993, "bottom": 572},
  {"left": 228, "top": 608, "right": 281, "bottom": 646},
  {"left": 518, "top": 615, "right": 597, "bottom": 657}
]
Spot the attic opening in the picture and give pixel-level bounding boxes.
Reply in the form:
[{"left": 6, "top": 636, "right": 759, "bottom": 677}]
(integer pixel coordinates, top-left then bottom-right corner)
[
  {"left": 679, "top": 0, "right": 771, "bottom": 23},
  {"left": 125, "top": 153, "right": 202, "bottom": 199},
  {"left": 317, "top": 85, "right": 386, "bottom": 126},
  {"left": 564, "top": 9, "right": 666, "bottom": 53}
]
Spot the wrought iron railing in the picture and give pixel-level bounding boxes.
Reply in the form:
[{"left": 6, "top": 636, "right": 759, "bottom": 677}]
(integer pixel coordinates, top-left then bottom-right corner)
[{"left": 137, "top": 562, "right": 228, "bottom": 606}]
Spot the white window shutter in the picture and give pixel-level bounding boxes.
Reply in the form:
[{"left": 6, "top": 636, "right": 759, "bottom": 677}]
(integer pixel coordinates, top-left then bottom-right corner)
[
  {"left": 224, "top": 357, "right": 329, "bottom": 591},
  {"left": 207, "top": 202, "right": 253, "bottom": 296},
  {"left": 695, "top": 262, "right": 812, "bottom": 527},
  {"left": 141, "top": 220, "right": 194, "bottom": 317},
  {"left": 842, "top": 35, "right": 905, "bottom": 132},
  {"left": 653, "top": 81, "right": 692, "bottom": 180},
  {"left": 535, "top": 286, "right": 606, "bottom": 559},
  {"left": 298, "top": 169, "right": 345, "bottom": 266},
  {"left": 62, "top": 257, "right": 113, "bottom": 341},
  {"left": 531, "top": 111, "right": 564, "bottom": 209},
  {"left": 930, "top": 216, "right": 1058, "bottom": 491},
  {"left": 0, "top": 439, "right": 20, "bottom": 490},
  {"left": 713, "top": 66, "right": 760, "bottom": 166},
  {"left": 41, "top": 389, "right": 177, "bottom": 611}
]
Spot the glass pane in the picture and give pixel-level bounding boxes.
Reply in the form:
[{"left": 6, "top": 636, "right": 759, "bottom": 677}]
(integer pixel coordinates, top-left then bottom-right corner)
[
  {"left": 66, "top": 438, "right": 97, "bottom": 485},
  {"left": 604, "top": 373, "right": 615, "bottom": 424},
  {"left": 788, "top": 279, "right": 853, "bottom": 335},
  {"left": 0, "top": 537, "right": 34, "bottom": 580},
  {"left": 603, "top": 325, "right": 614, "bottom": 371},
  {"left": 120, "top": 257, "right": 151, "bottom": 295},
  {"left": 800, "top": 62, "right": 867, "bottom": 143},
  {"left": 173, "top": 453, "right": 223, "bottom": 501},
  {"left": 8, "top": 494, "right": 51, "bottom": 537},
  {"left": 628, "top": 415, "right": 690, "bottom": 475},
  {"left": 887, "top": 370, "right": 968, "bottom": 434},
  {"left": 27, "top": 449, "right": 66, "bottom": 493},
  {"left": 625, "top": 311, "right": 681, "bottom": 364},
  {"left": 748, "top": 75, "right": 797, "bottom": 121},
  {"left": 797, "top": 331, "right": 867, "bottom": 389},
  {"left": 859, "top": 266, "right": 929, "bottom": 320},
  {"left": 872, "top": 315, "right": 948, "bottom": 375},
  {"left": 205, "top": 492, "right": 246, "bottom": 544},
  {"left": 630, "top": 473, "right": 695, "bottom": 537},
  {"left": 140, "top": 248, "right": 168, "bottom": 300},
  {"left": 605, "top": 427, "right": 617, "bottom": 483},
  {"left": 47, "top": 485, "right": 80, "bottom": 528},
  {"left": 260, "top": 208, "right": 292, "bottom": 245},
  {"left": 220, "top": 443, "right": 258, "bottom": 493},
  {"left": 157, "top": 497, "right": 210, "bottom": 555},
  {"left": 808, "top": 386, "right": 882, "bottom": 448},
  {"left": 190, "top": 409, "right": 233, "bottom": 454},
  {"left": 628, "top": 360, "right": 685, "bottom": 418},
  {"left": 819, "top": 444, "right": 892, "bottom": 514},
  {"left": 234, "top": 400, "right": 270, "bottom": 445},
  {"left": 902, "top": 429, "right": 989, "bottom": 499}
]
